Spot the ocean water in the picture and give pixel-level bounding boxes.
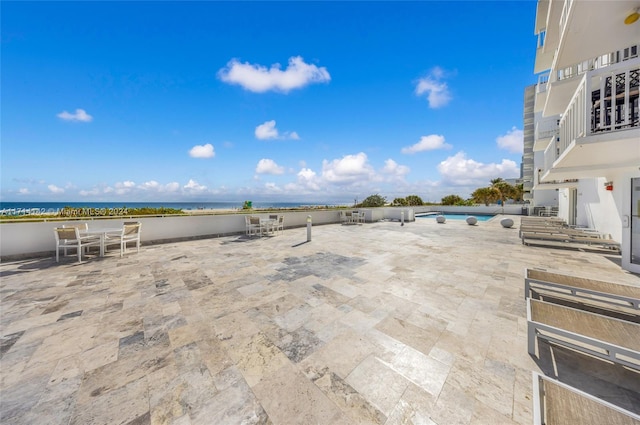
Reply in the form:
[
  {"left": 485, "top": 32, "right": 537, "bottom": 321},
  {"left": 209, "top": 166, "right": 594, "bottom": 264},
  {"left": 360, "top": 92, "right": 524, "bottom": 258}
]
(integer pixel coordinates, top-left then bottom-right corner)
[{"left": 0, "top": 201, "right": 346, "bottom": 216}]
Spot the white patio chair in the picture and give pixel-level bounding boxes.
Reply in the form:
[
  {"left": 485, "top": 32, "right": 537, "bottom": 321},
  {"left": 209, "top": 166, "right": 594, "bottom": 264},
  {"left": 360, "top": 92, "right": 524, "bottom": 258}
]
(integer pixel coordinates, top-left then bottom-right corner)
[
  {"left": 248, "top": 216, "right": 262, "bottom": 237},
  {"left": 104, "top": 222, "right": 142, "bottom": 257},
  {"left": 273, "top": 215, "right": 284, "bottom": 235},
  {"left": 54, "top": 227, "right": 101, "bottom": 263},
  {"left": 62, "top": 222, "right": 89, "bottom": 231},
  {"left": 62, "top": 223, "right": 98, "bottom": 253},
  {"left": 245, "top": 215, "right": 252, "bottom": 235}
]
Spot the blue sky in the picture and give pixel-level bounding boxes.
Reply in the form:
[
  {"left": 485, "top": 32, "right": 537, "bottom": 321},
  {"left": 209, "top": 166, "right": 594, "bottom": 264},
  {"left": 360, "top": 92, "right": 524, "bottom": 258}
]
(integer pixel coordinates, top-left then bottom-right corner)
[{"left": 2, "top": 1, "right": 538, "bottom": 204}]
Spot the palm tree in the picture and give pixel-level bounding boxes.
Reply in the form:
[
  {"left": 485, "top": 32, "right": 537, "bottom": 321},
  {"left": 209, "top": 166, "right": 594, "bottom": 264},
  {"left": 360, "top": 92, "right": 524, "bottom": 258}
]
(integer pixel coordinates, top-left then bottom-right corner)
[
  {"left": 472, "top": 187, "right": 500, "bottom": 206},
  {"left": 491, "top": 178, "right": 516, "bottom": 212}
]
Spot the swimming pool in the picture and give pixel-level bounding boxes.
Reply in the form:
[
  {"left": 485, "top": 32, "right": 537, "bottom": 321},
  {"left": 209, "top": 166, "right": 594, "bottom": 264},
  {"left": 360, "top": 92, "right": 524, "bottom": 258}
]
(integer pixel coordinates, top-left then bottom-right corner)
[{"left": 416, "top": 213, "right": 495, "bottom": 222}]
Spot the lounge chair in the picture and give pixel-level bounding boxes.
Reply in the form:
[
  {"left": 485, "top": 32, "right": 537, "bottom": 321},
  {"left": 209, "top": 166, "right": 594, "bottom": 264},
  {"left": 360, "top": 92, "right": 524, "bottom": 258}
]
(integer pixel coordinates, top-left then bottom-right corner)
[
  {"left": 524, "top": 268, "right": 640, "bottom": 319},
  {"left": 521, "top": 231, "right": 621, "bottom": 253},
  {"left": 532, "top": 372, "right": 640, "bottom": 425},
  {"left": 527, "top": 298, "right": 640, "bottom": 370}
]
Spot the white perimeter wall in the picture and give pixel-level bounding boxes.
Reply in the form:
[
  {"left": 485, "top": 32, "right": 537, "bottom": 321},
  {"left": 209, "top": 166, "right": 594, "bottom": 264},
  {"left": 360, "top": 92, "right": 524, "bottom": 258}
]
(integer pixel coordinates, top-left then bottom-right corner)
[
  {"left": 0, "top": 208, "right": 427, "bottom": 258},
  {"left": 0, "top": 211, "right": 339, "bottom": 258}
]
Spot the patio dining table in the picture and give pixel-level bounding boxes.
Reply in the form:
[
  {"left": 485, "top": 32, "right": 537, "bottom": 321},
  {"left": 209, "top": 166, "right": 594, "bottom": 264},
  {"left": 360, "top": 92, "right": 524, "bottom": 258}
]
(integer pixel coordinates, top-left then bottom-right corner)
[
  {"left": 260, "top": 218, "right": 277, "bottom": 236},
  {"left": 81, "top": 227, "right": 123, "bottom": 257}
]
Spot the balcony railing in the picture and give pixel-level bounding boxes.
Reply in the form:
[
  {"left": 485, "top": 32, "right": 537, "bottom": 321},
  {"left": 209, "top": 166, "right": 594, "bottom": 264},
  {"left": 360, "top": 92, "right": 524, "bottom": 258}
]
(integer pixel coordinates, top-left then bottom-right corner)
[
  {"left": 558, "top": 73, "right": 588, "bottom": 157},
  {"left": 543, "top": 139, "right": 559, "bottom": 176}
]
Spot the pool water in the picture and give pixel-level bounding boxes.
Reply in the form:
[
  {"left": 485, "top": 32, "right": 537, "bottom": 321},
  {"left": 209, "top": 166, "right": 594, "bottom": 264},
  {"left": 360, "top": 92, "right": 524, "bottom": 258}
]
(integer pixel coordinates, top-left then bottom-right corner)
[{"left": 416, "top": 213, "right": 495, "bottom": 222}]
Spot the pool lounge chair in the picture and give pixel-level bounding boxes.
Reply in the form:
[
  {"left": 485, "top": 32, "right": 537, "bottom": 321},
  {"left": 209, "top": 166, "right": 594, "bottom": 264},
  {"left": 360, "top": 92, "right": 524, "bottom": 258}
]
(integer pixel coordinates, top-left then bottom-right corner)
[
  {"left": 521, "top": 231, "right": 621, "bottom": 253},
  {"left": 524, "top": 268, "right": 640, "bottom": 318},
  {"left": 527, "top": 298, "right": 640, "bottom": 370},
  {"left": 532, "top": 372, "right": 640, "bottom": 425}
]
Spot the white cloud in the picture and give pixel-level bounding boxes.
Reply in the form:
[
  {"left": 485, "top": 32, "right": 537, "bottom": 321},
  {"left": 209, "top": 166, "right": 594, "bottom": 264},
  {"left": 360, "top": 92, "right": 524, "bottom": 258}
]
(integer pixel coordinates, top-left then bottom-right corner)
[
  {"left": 72, "top": 179, "right": 209, "bottom": 200},
  {"left": 218, "top": 56, "right": 330, "bottom": 93},
  {"left": 255, "top": 120, "right": 300, "bottom": 140},
  {"left": 496, "top": 127, "right": 524, "bottom": 153},
  {"left": 48, "top": 184, "right": 64, "bottom": 194},
  {"left": 437, "top": 151, "right": 520, "bottom": 186},
  {"left": 287, "top": 131, "right": 300, "bottom": 140},
  {"left": 113, "top": 180, "right": 136, "bottom": 195},
  {"left": 255, "top": 159, "right": 285, "bottom": 175},
  {"left": 321, "top": 152, "right": 374, "bottom": 184},
  {"left": 79, "top": 188, "right": 101, "bottom": 196},
  {"left": 189, "top": 143, "right": 215, "bottom": 158},
  {"left": 415, "top": 67, "right": 452, "bottom": 108},
  {"left": 255, "top": 120, "right": 279, "bottom": 140},
  {"left": 18, "top": 188, "right": 30, "bottom": 194},
  {"left": 184, "top": 179, "right": 207, "bottom": 192},
  {"left": 140, "top": 181, "right": 160, "bottom": 190},
  {"left": 262, "top": 182, "right": 283, "bottom": 194},
  {"left": 382, "top": 159, "right": 410, "bottom": 177},
  {"left": 295, "top": 167, "right": 322, "bottom": 191},
  {"left": 401, "top": 135, "right": 451, "bottom": 154},
  {"left": 57, "top": 108, "right": 93, "bottom": 122}
]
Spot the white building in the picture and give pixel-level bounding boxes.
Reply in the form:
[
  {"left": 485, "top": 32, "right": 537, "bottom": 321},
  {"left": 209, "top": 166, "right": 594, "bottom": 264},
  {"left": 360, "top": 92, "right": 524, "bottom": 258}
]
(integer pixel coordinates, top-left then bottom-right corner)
[{"left": 531, "top": 0, "right": 640, "bottom": 273}]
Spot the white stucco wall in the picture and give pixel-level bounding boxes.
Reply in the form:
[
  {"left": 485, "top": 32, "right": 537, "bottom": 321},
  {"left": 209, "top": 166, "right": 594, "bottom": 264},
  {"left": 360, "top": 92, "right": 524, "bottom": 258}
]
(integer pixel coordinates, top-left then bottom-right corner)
[{"left": 576, "top": 177, "right": 622, "bottom": 241}]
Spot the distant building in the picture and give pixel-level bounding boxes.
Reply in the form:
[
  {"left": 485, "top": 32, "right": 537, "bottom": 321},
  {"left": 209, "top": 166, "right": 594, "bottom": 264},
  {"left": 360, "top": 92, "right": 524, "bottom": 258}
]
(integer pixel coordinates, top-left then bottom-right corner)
[{"left": 531, "top": 0, "right": 639, "bottom": 273}]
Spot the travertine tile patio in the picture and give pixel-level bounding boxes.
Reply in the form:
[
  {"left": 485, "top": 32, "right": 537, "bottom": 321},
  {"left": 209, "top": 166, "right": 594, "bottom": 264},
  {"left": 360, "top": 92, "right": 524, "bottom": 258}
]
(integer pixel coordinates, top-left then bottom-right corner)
[{"left": 1, "top": 216, "right": 639, "bottom": 424}]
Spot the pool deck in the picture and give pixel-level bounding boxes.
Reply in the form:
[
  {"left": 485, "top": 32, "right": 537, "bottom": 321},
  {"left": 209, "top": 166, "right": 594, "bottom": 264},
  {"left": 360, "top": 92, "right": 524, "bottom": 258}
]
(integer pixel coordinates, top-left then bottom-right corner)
[{"left": 1, "top": 216, "right": 639, "bottom": 424}]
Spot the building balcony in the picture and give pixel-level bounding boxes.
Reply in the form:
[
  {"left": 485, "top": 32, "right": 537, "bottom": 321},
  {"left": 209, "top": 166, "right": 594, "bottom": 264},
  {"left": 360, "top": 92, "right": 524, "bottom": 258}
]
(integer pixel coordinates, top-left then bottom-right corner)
[{"left": 539, "top": 59, "right": 640, "bottom": 182}]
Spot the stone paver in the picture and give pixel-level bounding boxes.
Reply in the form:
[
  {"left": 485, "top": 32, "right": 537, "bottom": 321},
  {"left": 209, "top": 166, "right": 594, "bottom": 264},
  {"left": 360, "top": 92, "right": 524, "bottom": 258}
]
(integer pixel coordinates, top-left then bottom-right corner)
[{"left": 1, "top": 217, "right": 639, "bottom": 424}]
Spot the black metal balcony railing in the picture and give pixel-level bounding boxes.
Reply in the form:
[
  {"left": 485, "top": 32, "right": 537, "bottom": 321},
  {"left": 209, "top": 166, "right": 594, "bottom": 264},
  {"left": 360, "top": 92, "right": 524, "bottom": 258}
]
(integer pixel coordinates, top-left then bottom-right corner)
[{"left": 591, "top": 68, "right": 639, "bottom": 133}]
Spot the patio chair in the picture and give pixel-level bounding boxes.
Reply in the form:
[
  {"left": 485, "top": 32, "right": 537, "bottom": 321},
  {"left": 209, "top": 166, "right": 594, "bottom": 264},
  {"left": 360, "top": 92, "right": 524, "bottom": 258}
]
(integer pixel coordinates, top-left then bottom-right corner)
[
  {"left": 341, "top": 211, "right": 355, "bottom": 224},
  {"left": 527, "top": 298, "right": 640, "bottom": 370},
  {"left": 53, "top": 227, "right": 101, "bottom": 263},
  {"left": 104, "top": 222, "right": 142, "bottom": 257},
  {"left": 532, "top": 372, "right": 640, "bottom": 425},
  {"left": 62, "top": 222, "right": 89, "bottom": 231},
  {"left": 273, "top": 215, "right": 284, "bottom": 235},
  {"left": 248, "top": 216, "right": 262, "bottom": 237},
  {"left": 245, "top": 215, "right": 252, "bottom": 235}
]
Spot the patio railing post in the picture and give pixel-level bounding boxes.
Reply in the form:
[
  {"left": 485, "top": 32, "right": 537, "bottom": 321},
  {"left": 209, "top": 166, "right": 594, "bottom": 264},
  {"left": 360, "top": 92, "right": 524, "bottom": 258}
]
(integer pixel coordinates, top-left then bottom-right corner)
[{"left": 307, "top": 215, "right": 312, "bottom": 242}]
